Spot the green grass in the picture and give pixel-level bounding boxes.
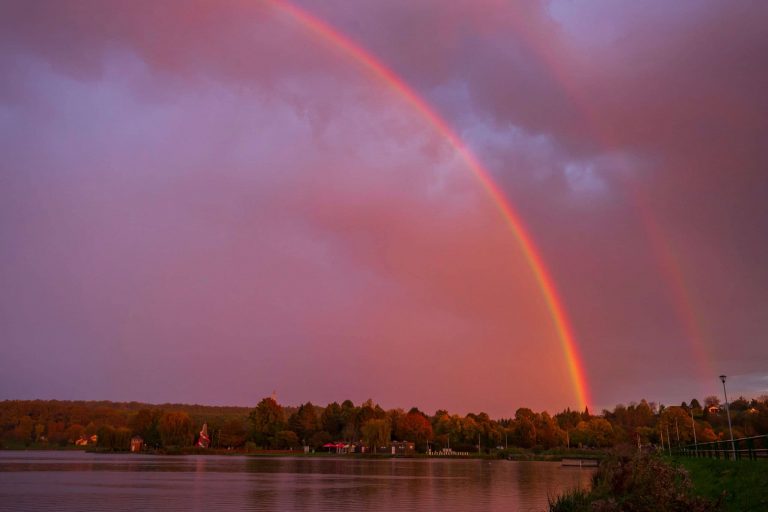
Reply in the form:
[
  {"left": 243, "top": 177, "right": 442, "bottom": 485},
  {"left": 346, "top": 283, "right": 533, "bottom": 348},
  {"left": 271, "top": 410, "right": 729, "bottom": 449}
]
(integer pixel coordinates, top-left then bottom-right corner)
[{"left": 672, "top": 457, "right": 768, "bottom": 512}]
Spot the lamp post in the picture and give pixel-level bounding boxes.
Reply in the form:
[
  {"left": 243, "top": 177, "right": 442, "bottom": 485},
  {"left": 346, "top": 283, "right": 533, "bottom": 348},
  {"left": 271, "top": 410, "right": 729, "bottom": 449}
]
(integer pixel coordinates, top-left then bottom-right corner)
[{"left": 719, "top": 375, "right": 736, "bottom": 459}]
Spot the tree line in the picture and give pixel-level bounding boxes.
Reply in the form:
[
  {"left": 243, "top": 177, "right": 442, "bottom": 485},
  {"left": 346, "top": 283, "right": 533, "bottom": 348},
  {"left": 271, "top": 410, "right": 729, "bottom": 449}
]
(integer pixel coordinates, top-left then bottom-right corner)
[{"left": 1, "top": 394, "right": 766, "bottom": 452}]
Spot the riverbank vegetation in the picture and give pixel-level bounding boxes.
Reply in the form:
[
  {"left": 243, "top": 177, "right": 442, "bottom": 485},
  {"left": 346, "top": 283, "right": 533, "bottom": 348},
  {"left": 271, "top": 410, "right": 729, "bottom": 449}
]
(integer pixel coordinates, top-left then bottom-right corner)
[
  {"left": 549, "top": 451, "right": 768, "bottom": 512},
  {"left": 549, "top": 451, "right": 718, "bottom": 511},
  {"left": 1, "top": 394, "right": 766, "bottom": 455}
]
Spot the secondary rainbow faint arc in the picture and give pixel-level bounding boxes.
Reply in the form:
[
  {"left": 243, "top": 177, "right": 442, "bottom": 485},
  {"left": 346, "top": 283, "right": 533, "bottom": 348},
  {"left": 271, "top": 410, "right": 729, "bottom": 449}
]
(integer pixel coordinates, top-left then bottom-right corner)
[
  {"left": 270, "top": 0, "right": 592, "bottom": 410},
  {"left": 502, "top": 12, "right": 715, "bottom": 385}
]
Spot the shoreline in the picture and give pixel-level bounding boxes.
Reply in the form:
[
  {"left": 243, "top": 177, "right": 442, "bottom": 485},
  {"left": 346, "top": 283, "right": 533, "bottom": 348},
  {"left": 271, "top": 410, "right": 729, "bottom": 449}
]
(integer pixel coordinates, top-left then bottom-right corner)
[{"left": 0, "top": 445, "right": 607, "bottom": 462}]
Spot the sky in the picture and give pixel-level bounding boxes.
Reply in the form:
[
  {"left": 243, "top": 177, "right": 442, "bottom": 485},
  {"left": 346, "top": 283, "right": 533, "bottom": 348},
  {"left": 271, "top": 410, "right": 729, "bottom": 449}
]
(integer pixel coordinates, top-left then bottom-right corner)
[{"left": 1, "top": 0, "right": 767, "bottom": 417}]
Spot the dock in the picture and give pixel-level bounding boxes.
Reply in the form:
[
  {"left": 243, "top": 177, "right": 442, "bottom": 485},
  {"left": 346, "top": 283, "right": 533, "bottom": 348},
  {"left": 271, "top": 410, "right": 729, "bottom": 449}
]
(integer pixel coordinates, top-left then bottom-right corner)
[{"left": 561, "top": 458, "right": 599, "bottom": 467}]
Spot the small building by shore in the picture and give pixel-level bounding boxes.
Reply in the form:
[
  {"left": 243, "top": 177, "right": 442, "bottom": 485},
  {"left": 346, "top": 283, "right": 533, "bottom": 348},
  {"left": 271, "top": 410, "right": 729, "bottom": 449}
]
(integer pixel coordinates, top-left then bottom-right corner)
[
  {"left": 389, "top": 441, "right": 415, "bottom": 456},
  {"left": 130, "top": 436, "right": 144, "bottom": 453}
]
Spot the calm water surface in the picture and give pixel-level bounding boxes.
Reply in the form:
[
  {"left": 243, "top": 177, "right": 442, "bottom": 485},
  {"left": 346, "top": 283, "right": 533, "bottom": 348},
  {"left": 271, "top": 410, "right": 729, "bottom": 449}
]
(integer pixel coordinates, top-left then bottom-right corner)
[{"left": 0, "top": 451, "right": 593, "bottom": 511}]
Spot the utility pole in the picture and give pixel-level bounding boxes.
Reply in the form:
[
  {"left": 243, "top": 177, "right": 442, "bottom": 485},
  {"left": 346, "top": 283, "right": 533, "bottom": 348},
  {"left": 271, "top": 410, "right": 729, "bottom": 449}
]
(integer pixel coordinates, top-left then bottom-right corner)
[
  {"left": 719, "top": 375, "right": 737, "bottom": 459},
  {"left": 690, "top": 407, "right": 698, "bottom": 456},
  {"left": 659, "top": 426, "right": 664, "bottom": 453}
]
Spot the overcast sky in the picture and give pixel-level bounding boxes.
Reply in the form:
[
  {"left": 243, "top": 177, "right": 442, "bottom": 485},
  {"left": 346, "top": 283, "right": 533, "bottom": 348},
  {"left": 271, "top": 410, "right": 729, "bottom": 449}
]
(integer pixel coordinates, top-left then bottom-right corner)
[{"left": 1, "top": 0, "right": 766, "bottom": 416}]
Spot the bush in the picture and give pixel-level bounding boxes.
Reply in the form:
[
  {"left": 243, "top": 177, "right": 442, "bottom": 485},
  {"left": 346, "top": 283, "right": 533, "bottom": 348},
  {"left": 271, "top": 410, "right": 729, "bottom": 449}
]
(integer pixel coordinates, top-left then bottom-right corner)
[
  {"left": 550, "top": 451, "right": 717, "bottom": 512},
  {"left": 549, "top": 488, "right": 592, "bottom": 512},
  {"left": 274, "top": 430, "right": 299, "bottom": 449}
]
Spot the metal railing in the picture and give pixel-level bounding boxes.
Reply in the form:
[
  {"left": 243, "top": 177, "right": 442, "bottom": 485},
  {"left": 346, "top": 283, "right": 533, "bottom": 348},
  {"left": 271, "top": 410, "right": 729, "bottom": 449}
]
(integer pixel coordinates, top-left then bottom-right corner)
[{"left": 680, "top": 434, "right": 768, "bottom": 460}]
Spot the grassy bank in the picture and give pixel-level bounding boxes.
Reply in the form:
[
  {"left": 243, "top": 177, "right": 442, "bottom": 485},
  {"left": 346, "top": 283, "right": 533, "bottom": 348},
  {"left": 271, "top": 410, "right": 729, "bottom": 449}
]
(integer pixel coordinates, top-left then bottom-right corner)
[{"left": 671, "top": 457, "right": 768, "bottom": 512}]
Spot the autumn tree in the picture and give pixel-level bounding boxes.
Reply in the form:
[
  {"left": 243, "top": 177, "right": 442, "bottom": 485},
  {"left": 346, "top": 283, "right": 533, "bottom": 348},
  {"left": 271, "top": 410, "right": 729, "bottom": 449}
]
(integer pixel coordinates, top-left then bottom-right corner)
[
  {"left": 249, "top": 397, "right": 285, "bottom": 448},
  {"left": 46, "top": 421, "right": 67, "bottom": 446},
  {"left": 515, "top": 408, "right": 535, "bottom": 422},
  {"left": 321, "top": 402, "right": 344, "bottom": 438},
  {"left": 129, "top": 409, "right": 163, "bottom": 448},
  {"left": 432, "top": 412, "right": 461, "bottom": 451},
  {"left": 361, "top": 418, "right": 391, "bottom": 453},
  {"left": 555, "top": 408, "right": 583, "bottom": 431},
  {"left": 535, "top": 412, "right": 565, "bottom": 448},
  {"left": 571, "top": 418, "right": 614, "bottom": 447},
  {"left": 357, "top": 399, "right": 386, "bottom": 440},
  {"left": 632, "top": 400, "right": 656, "bottom": 427},
  {"left": 395, "top": 409, "right": 433, "bottom": 451},
  {"left": 513, "top": 416, "right": 537, "bottom": 448},
  {"left": 309, "top": 430, "right": 332, "bottom": 449},
  {"left": 660, "top": 406, "right": 697, "bottom": 447},
  {"left": 113, "top": 427, "right": 132, "bottom": 451},
  {"left": 96, "top": 425, "right": 115, "bottom": 449},
  {"left": 65, "top": 423, "right": 85, "bottom": 443},
  {"left": 458, "top": 416, "right": 481, "bottom": 451},
  {"left": 340, "top": 400, "right": 358, "bottom": 441},
  {"left": 13, "top": 416, "right": 34, "bottom": 445},
  {"left": 288, "top": 402, "right": 319, "bottom": 444},
  {"left": 158, "top": 411, "right": 194, "bottom": 448},
  {"left": 274, "top": 430, "right": 300, "bottom": 449},
  {"left": 34, "top": 423, "right": 45, "bottom": 443},
  {"left": 219, "top": 418, "right": 248, "bottom": 448},
  {"left": 731, "top": 397, "right": 750, "bottom": 411},
  {"left": 387, "top": 409, "right": 405, "bottom": 441}
]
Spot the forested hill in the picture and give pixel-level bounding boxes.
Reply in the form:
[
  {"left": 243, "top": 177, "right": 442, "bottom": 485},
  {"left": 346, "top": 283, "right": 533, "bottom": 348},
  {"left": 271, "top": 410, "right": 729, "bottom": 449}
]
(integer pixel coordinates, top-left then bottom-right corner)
[
  {"left": 1, "top": 399, "right": 254, "bottom": 418},
  {"left": 1, "top": 396, "right": 766, "bottom": 453}
]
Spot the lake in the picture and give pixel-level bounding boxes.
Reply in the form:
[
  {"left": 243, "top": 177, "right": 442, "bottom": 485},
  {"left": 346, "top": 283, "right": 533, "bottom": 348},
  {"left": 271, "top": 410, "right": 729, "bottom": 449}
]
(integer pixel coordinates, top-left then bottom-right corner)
[{"left": 0, "top": 451, "right": 594, "bottom": 511}]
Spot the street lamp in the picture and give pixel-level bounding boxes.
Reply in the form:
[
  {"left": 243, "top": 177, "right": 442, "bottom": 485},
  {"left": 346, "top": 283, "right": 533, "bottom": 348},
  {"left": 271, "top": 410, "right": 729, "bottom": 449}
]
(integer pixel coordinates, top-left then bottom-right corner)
[{"left": 719, "top": 375, "right": 736, "bottom": 459}]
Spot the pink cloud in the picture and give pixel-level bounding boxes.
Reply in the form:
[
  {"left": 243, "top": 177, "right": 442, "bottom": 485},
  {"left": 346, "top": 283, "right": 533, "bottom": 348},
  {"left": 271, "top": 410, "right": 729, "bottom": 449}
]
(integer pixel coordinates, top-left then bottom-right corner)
[{"left": 1, "top": 0, "right": 767, "bottom": 412}]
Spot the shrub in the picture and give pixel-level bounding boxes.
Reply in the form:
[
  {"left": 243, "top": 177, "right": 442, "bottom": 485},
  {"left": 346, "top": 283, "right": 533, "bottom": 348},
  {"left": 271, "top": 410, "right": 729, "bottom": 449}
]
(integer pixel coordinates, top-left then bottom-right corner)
[{"left": 550, "top": 451, "right": 717, "bottom": 512}]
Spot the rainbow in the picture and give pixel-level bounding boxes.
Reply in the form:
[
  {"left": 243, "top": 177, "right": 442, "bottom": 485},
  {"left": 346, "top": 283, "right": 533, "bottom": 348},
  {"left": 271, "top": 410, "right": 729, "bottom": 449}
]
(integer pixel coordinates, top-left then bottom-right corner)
[
  {"left": 503, "top": 17, "right": 715, "bottom": 385},
  {"left": 269, "top": 0, "right": 592, "bottom": 410},
  {"left": 639, "top": 212, "right": 715, "bottom": 388}
]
